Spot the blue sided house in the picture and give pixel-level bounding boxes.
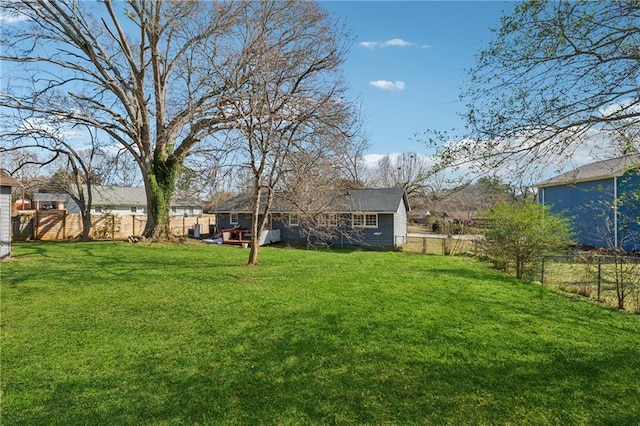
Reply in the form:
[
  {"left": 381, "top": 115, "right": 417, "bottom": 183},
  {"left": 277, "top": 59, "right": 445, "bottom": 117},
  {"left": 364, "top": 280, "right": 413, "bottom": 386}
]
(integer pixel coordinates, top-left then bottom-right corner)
[
  {"left": 215, "top": 187, "right": 410, "bottom": 250},
  {"left": 536, "top": 155, "right": 640, "bottom": 252}
]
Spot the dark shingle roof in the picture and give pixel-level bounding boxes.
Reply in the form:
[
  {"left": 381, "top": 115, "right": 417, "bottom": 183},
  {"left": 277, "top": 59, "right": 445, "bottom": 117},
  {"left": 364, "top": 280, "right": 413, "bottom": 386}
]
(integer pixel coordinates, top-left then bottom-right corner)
[
  {"left": 537, "top": 155, "right": 640, "bottom": 187},
  {"left": 215, "top": 187, "right": 410, "bottom": 214}
]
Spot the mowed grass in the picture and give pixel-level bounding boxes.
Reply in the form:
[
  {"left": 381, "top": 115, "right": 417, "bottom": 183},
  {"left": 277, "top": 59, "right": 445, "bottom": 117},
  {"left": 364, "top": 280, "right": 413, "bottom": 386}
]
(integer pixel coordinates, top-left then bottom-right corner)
[{"left": 2, "top": 242, "right": 640, "bottom": 425}]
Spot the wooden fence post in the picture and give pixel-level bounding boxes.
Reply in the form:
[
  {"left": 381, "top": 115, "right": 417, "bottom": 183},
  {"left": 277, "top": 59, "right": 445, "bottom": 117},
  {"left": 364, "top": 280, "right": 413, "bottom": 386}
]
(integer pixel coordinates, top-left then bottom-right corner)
[
  {"left": 422, "top": 237, "right": 427, "bottom": 254},
  {"left": 111, "top": 215, "right": 115, "bottom": 239},
  {"left": 63, "top": 210, "right": 67, "bottom": 239},
  {"left": 132, "top": 214, "right": 136, "bottom": 236}
]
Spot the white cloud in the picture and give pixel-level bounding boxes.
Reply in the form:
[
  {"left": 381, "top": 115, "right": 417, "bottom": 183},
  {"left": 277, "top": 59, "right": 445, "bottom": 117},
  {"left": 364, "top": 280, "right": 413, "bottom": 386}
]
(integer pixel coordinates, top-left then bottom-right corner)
[
  {"left": 0, "top": 4, "right": 30, "bottom": 24},
  {"left": 598, "top": 98, "right": 640, "bottom": 119},
  {"left": 363, "top": 152, "right": 437, "bottom": 169},
  {"left": 370, "top": 80, "right": 405, "bottom": 91},
  {"left": 359, "top": 41, "right": 379, "bottom": 49},
  {"left": 362, "top": 153, "right": 387, "bottom": 168},
  {"left": 359, "top": 38, "right": 429, "bottom": 49},
  {"left": 21, "top": 116, "right": 85, "bottom": 140},
  {"left": 381, "top": 38, "right": 414, "bottom": 48}
]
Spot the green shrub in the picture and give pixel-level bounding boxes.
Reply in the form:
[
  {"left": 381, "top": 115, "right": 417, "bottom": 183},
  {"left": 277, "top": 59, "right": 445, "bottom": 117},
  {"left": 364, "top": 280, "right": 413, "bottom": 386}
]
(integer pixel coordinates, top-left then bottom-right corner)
[{"left": 480, "top": 202, "right": 573, "bottom": 279}]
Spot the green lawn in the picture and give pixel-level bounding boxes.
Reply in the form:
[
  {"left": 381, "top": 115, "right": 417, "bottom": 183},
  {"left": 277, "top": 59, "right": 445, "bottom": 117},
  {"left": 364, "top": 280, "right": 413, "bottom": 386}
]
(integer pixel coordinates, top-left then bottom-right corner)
[{"left": 2, "top": 242, "right": 640, "bottom": 425}]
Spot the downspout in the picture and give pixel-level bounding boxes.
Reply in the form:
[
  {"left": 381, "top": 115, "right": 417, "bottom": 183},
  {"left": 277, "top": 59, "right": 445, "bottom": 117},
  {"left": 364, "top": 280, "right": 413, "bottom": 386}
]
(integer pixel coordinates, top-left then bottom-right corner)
[{"left": 613, "top": 176, "right": 618, "bottom": 249}]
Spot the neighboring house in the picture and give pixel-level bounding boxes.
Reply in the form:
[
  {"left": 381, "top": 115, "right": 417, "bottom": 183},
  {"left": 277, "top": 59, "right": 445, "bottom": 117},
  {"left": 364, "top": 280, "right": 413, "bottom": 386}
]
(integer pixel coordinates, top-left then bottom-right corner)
[
  {"left": 215, "top": 187, "right": 410, "bottom": 249},
  {"left": 33, "top": 193, "right": 81, "bottom": 213},
  {"left": 33, "top": 186, "right": 203, "bottom": 217},
  {"left": 537, "top": 155, "right": 640, "bottom": 252},
  {"left": 1, "top": 170, "right": 22, "bottom": 258}
]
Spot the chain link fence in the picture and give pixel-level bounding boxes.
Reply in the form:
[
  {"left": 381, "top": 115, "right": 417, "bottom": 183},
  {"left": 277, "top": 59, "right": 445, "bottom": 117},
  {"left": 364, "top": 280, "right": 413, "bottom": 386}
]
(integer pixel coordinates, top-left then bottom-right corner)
[
  {"left": 541, "top": 254, "right": 640, "bottom": 313},
  {"left": 400, "top": 235, "right": 479, "bottom": 256}
]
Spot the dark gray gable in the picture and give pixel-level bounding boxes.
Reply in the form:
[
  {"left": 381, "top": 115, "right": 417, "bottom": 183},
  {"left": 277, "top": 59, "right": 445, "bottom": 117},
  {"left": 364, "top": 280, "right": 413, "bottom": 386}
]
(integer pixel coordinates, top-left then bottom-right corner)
[
  {"left": 215, "top": 187, "right": 409, "bottom": 214},
  {"left": 332, "top": 188, "right": 408, "bottom": 213}
]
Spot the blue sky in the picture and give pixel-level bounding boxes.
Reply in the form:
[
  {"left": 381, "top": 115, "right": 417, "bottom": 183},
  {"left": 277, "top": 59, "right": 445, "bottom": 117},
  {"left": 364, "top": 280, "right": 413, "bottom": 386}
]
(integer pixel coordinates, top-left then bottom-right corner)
[{"left": 321, "top": 1, "right": 517, "bottom": 160}]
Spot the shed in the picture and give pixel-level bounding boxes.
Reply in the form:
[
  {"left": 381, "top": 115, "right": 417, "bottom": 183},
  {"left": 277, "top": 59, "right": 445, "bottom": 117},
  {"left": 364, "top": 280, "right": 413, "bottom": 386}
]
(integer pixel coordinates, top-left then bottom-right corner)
[
  {"left": 537, "top": 156, "right": 640, "bottom": 251},
  {"left": 1, "top": 170, "right": 22, "bottom": 259}
]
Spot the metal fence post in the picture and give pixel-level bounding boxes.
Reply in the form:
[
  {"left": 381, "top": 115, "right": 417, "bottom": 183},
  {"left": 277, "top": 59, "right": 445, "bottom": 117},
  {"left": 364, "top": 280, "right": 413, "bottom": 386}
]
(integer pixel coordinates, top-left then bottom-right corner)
[{"left": 597, "top": 257, "right": 602, "bottom": 301}]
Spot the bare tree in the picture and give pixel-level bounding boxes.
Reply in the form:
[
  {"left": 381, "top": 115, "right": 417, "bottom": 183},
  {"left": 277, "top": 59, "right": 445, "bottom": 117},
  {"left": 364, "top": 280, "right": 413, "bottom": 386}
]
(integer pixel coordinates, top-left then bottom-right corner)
[
  {"left": 277, "top": 151, "right": 362, "bottom": 248},
  {"left": 0, "top": 149, "right": 44, "bottom": 207},
  {"left": 95, "top": 147, "right": 142, "bottom": 188},
  {"left": 2, "top": 122, "right": 102, "bottom": 241},
  {"left": 3, "top": 1, "right": 327, "bottom": 240},
  {"left": 2, "top": 1, "right": 357, "bottom": 242},
  {"left": 428, "top": 1, "right": 640, "bottom": 179},
  {"left": 217, "top": 2, "right": 356, "bottom": 265},
  {"left": 367, "top": 152, "right": 434, "bottom": 200}
]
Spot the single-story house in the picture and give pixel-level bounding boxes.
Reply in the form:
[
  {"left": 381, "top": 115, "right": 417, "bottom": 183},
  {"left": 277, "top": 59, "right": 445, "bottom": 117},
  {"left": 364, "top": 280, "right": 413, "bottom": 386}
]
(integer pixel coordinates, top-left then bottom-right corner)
[
  {"left": 1, "top": 170, "right": 22, "bottom": 258},
  {"left": 215, "top": 187, "right": 410, "bottom": 249},
  {"left": 33, "top": 186, "right": 203, "bottom": 217},
  {"left": 537, "top": 155, "right": 640, "bottom": 252}
]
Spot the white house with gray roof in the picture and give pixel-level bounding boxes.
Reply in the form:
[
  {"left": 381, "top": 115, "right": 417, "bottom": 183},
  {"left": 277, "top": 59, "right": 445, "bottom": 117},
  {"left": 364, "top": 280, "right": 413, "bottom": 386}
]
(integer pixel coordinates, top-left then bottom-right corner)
[{"left": 34, "top": 186, "right": 203, "bottom": 217}]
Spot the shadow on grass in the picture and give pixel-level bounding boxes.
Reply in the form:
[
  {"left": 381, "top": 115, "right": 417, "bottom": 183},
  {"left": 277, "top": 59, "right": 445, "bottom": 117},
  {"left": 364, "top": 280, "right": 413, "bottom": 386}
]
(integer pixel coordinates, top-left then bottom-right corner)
[
  {"left": 9, "top": 313, "right": 640, "bottom": 425},
  {"left": 5, "top": 242, "right": 640, "bottom": 424}
]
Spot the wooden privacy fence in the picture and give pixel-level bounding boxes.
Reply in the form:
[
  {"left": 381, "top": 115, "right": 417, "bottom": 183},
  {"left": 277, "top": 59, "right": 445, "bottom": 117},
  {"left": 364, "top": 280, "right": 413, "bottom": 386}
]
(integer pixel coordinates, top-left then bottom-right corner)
[{"left": 12, "top": 210, "right": 216, "bottom": 241}]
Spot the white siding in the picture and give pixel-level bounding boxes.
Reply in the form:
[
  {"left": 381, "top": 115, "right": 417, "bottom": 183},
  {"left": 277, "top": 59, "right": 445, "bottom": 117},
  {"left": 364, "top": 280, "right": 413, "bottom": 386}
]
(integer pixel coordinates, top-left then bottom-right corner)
[
  {"left": 170, "top": 207, "right": 203, "bottom": 217},
  {"left": 393, "top": 199, "right": 408, "bottom": 247},
  {"left": 94, "top": 206, "right": 147, "bottom": 216},
  {"left": 1, "top": 187, "right": 12, "bottom": 258}
]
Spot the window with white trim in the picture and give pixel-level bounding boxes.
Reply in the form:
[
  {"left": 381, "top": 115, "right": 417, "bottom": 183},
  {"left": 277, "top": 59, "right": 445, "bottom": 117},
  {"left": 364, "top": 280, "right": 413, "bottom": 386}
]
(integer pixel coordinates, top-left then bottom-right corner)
[
  {"left": 289, "top": 214, "right": 300, "bottom": 227},
  {"left": 230, "top": 212, "right": 239, "bottom": 225},
  {"left": 352, "top": 213, "right": 378, "bottom": 228}
]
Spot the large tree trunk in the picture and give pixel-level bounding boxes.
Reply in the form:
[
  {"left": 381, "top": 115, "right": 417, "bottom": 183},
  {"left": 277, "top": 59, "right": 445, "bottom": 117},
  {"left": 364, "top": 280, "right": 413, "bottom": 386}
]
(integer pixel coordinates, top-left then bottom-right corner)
[
  {"left": 81, "top": 211, "right": 92, "bottom": 241},
  {"left": 143, "top": 157, "right": 179, "bottom": 240},
  {"left": 247, "top": 198, "right": 261, "bottom": 266},
  {"left": 247, "top": 187, "right": 275, "bottom": 266}
]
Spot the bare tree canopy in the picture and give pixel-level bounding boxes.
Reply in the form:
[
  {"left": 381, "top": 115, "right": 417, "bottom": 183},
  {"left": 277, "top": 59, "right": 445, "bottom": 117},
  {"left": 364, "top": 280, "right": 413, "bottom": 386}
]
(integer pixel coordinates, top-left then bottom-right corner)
[
  {"left": 220, "top": 1, "right": 357, "bottom": 265},
  {"left": 1, "top": 0, "right": 356, "bottom": 242},
  {"left": 432, "top": 0, "right": 640, "bottom": 179}
]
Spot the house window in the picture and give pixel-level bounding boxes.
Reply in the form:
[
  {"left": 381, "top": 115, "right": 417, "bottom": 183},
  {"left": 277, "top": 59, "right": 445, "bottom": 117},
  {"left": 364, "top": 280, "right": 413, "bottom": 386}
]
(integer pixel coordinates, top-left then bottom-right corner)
[
  {"left": 318, "top": 214, "right": 338, "bottom": 227},
  {"left": 95, "top": 206, "right": 102, "bottom": 213},
  {"left": 230, "top": 212, "right": 239, "bottom": 225},
  {"left": 353, "top": 213, "right": 378, "bottom": 228},
  {"left": 289, "top": 214, "right": 300, "bottom": 227},
  {"left": 131, "top": 206, "right": 137, "bottom": 213},
  {"left": 171, "top": 207, "right": 177, "bottom": 213}
]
